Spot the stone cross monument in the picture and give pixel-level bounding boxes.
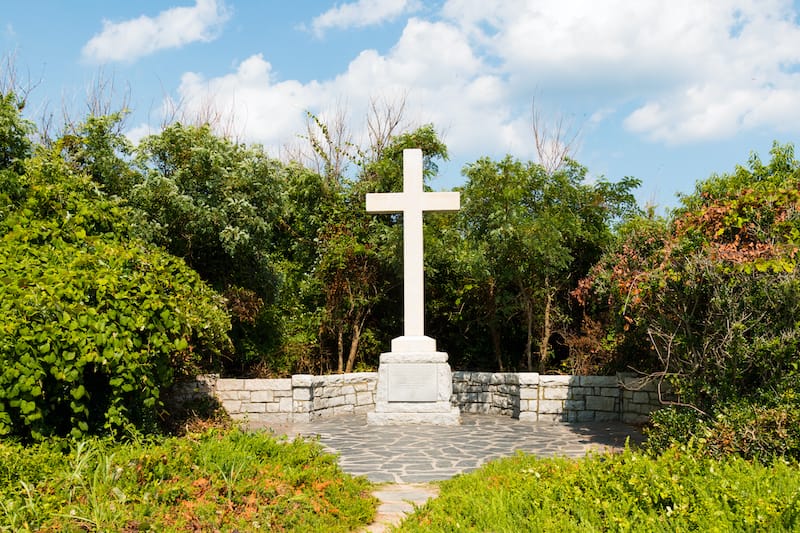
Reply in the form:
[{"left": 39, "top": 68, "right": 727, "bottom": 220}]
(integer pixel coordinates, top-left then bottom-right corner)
[{"left": 365, "top": 148, "right": 461, "bottom": 425}]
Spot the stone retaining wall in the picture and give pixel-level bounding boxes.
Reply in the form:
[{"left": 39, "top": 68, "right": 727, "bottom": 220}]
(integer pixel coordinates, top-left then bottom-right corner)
[
  {"left": 169, "top": 373, "right": 377, "bottom": 425},
  {"left": 451, "top": 372, "right": 670, "bottom": 424},
  {"left": 170, "top": 372, "right": 669, "bottom": 425}
]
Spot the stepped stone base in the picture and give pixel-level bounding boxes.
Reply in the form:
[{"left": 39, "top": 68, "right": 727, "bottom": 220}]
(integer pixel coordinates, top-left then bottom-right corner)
[
  {"left": 367, "top": 345, "right": 461, "bottom": 426},
  {"left": 367, "top": 410, "right": 461, "bottom": 425}
]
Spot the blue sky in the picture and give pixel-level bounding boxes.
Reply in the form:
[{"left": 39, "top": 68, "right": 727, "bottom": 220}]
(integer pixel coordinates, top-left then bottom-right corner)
[{"left": 4, "top": 0, "right": 800, "bottom": 210}]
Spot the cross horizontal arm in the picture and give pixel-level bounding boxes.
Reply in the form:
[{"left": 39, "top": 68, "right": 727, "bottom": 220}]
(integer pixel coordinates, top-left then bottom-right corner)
[
  {"left": 422, "top": 192, "right": 460, "bottom": 212},
  {"left": 366, "top": 191, "right": 460, "bottom": 214},
  {"left": 366, "top": 193, "right": 405, "bottom": 214}
]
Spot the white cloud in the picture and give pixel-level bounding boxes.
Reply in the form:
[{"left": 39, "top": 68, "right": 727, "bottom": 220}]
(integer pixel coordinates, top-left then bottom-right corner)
[
  {"left": 311, "top": 0, "right": 419, "bottom": 37},
  {"left": 170, "top": 16, "right": 532, "bottom": 164},
  {"left": 173, "top": 54, "right": 323, "bottom": 148},
  {"left": 440, "top": 0, "right": 800, "bottom": 143},
  {"left": 164, "top": 0, "right": 800, "bottom": 177},
  {"left": 625, "top": 84, "right": 800, "bottom": 143},
  {"left": 125, "top": 123, "right": 155, "bottom": 145},
  {"left": 82, "top": 0, "right": 230, "bottom": 63}
]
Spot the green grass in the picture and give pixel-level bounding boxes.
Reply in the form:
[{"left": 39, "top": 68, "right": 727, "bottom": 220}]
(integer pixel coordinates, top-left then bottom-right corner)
[
  {"left": 397, "top": 446, "right": 800, "bottom": 532},
  {"left": 8, "top": 427, "right": 799, "bottom": 533},
  {"left": 0, "top": 428, "right": 376, "bottom": 532}
]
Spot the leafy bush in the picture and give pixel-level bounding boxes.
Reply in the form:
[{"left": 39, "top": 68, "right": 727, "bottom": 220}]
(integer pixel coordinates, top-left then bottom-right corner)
[
  {"left": 0, "top": 92, "right": 33, "bottom": 175},
  {"left": 398, "top": 447, "right": 800, "bottom": 532},
  {"left": 0, "top": 151, "right": 231, "bottom": 439},
  {"left": 646, "top": 390, "right": 800, "bottom": 461},
  {"left": 0, "top": 429, "right": 376, "bottom": 531},
  {"left": 706, "top": 397, "right": 800, "bottom": 460},
  {"left": 58, "top": 111, "right": 138, "bottom": 198},
  {"left": 643, "top": 406, "right": 705, "bottom": 453},
  {"left": 577, "top": 143, "right": 800, "bottom": 455}
]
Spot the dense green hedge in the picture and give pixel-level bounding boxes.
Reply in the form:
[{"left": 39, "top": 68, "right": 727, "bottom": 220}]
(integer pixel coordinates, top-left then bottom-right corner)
[{"left": 0, "top": 152, "right": 232, "bottom": 439}]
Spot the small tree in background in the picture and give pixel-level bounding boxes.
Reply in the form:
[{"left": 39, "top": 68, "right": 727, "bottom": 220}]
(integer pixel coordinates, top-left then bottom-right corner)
[
  {"left": 131, "top": 123, "right": 283, "bottom": 374},
  {"left": 455, "top": 155, "right": 639, "bottom": 372}
]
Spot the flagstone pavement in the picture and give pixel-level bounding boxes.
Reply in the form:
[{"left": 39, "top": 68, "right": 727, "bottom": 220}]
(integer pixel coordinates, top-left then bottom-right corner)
[
  {"left": 257, "top": 414, "right": 643, "bottom": 531},
  {"left": 259, "top": 413, "right": 643, "bottom": 484}
]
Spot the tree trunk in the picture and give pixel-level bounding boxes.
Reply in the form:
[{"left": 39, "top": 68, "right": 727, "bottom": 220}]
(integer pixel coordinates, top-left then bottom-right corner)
[
  {"left": 490, "top": 322, "right": 504, "bottom": 372},
  {"left": 336, "top": 327, "right": 344, "bottom": 373},
  {"left": 539, "top": 283, "right": 554, "bottom": 374},
  {"left": 487, "top": 280, "right": 505, "bottom": 371},
  {"left": 523, "top": 292, "right": 534, "bottom": 372},
  {"left": 344, "top": 310, "right": 367, "bottom": 373}
]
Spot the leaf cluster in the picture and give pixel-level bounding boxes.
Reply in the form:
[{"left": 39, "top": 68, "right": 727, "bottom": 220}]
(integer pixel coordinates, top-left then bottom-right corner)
[
  {"left": 127, "top": 123, "right": 288, "bottom": 370},
  {"left": 443, "top": 155, "right": 640, "bottom": 371},
  {"left": 577, "top": 142, "right": 800, "bottom": 452}
]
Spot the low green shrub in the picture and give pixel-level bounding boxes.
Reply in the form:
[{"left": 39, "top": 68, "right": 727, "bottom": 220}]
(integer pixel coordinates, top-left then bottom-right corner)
[
  {"left": 399, "top": 447, "right": 800, "bottom": 532},
  {"left": 646, "top": 389, "right": 800, "bottom": 461},
  {"left": 644, "top": 406, "right": 705, "bottom": 453},
  {"left": 705, "top": 394, "right": 800, "bottom": 460},
  {"left": 0, "top": 428, "right": 376, "bottom": 532}
]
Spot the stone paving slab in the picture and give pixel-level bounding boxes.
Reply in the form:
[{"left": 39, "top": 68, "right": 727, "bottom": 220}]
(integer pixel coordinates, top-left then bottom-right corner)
[
  {"left": 361, "top": 483, "right": 439, "bottom": 532},
  {"left": 259, "top": 413, "right": 643, "bottom": 483}
]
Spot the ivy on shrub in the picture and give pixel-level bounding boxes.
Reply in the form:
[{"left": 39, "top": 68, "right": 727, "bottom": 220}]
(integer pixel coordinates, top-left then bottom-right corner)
[{"left": 0, "top": 151, "right": 232, "bottom": 440}]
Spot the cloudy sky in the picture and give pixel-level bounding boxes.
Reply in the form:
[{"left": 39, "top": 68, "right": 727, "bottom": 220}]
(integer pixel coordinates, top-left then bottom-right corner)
[{"left": 4, "top": 0, "right": 800, "bottom": 209}]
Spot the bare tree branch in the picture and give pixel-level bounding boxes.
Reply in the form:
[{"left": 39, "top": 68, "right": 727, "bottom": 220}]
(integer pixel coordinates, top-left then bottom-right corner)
[
  {"left": 285, "top": 92, "right": 411, "bottom": 182},
  {"left": 160, "top": 87, "right": 241, "bottom": 140},
  {"left": 0, "top": 50, "right": 40, "bottom": 104},
  {"left": 646, "top": 328, "right": 709, "bottom": 416},
  {"left": 531, "top": 96, "right": 582, "bottom": 174},
  {"left": 287, "top": 103, "right": 355, "bottom": 185},
  {"left": 366, "top": 92, "right": 408, "bottom": 162}
]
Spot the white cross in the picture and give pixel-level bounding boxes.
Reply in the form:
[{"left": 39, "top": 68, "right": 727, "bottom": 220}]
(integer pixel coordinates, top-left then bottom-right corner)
[{"left": 366, "top": 148, "right": 460, "bottom": 353}]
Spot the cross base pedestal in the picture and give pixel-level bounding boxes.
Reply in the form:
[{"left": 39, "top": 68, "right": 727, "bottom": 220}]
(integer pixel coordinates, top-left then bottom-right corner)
[{"left": 367, "top": 342, "right": 461, "bottom": 426}]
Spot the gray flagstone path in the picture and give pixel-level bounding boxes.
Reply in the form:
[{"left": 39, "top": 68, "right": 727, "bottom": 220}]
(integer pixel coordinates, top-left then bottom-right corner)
[
  {"left": 259, "top": 413, "right": 643, "bottom": 483},
  {"left": 257, "top": 414, "right": 643, "bottom": 531}
]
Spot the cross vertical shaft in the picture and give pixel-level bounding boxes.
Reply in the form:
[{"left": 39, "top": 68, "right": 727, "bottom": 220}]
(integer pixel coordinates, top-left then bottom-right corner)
[
  {"left": 403, "top": 150, "right": 425, "bottom": 337},
  {"left": 365, "top": 149, "right": 460, "bottom": 350}
]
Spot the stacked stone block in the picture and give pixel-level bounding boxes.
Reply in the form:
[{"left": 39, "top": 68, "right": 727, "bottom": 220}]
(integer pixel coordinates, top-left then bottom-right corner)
[
  {"left": 169, "top": 373, "right": 377, "bottom": 424},
  {"left": 452, "top": 372, "right": 520, "bottom": 416},
  {"left": 214, "top": 378, "right": 294, "bottom": 424},
  {"left": 551, "top": 376, "right": 621, "bottom": 423},
  {"left": 165, "top": 374, "right": 218, "bottom": 406},
  {"left": 533, "top": 375, "right": 570, "bottom": 422},
  {"left": 292, "top": 373, "right": 378, "bottom": 422},
  {"left": 516, "top": 373, "right": 539, "bottom": 421},
  {"left": 172, "top": 372, "right": 668, "bottom": 424},
  {"left": 452, "top": 373, "right": 645, "bottom": 422},
  {"left": 619, "top": 374, "right": 675, "bottom": 424}
]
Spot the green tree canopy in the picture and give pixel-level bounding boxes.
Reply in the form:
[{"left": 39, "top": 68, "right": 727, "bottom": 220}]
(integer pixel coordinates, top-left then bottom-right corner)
[
  {"left": 0, "top": 92, "right": 32, "bottom": 175},
  {"left": 131, "top": 123, "right": 284, "bottom": 373},
  {"left": 451, "top": 155, "right": 639, "bottom": 371}
]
